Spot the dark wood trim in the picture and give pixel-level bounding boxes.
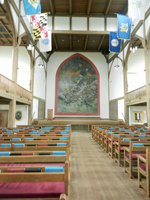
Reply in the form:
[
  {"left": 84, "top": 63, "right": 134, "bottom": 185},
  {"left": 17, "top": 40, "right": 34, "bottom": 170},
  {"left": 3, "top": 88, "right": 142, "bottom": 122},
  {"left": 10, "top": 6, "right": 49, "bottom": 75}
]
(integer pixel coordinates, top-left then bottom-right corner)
[
  {"left": 84, "top": 35, "right": 89, "bottom": 50},
  {"left": 98, "top": 35, "right": 105, "bottom": 51},
  {"left": 87, "top": 0, "right": 93, "bottom": 15},
  {"left": 53, "top": 34, "right": 58, "bottom": 50},
  {"left": 49, "top": 0, "right": 54, "bottom": 15},
  {"left": 105, "top": 0, "right": 112, "bottom": 15}
]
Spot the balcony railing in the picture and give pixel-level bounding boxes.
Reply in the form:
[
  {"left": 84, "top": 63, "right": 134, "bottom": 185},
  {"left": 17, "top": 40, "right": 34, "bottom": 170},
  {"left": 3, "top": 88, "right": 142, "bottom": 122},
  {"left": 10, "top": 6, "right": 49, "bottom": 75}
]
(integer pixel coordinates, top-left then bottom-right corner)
[
  {"left": 0, "top": 74, "right": 14, "bottom": 93},
  {"left": 126, "top": 85, "right": 146, "bottom": 102},
  {"left": 0, "top": 74, "right": 32, "bottom": 101},
  {"left": 17, "top": 85, "right": 32, "bottom": 100}
]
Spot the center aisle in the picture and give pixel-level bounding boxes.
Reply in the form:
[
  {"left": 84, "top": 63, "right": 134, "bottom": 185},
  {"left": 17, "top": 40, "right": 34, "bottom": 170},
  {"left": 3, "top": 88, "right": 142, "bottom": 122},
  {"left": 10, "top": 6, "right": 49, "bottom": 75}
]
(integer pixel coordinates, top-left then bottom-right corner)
[{"left": 70, "top": 131, "right": 148, "bottom": 200}]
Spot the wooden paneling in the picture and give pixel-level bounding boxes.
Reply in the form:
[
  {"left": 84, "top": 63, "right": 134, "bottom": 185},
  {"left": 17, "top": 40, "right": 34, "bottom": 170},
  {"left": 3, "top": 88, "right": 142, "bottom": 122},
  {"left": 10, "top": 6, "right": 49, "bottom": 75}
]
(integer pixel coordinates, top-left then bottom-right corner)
[
  {"left": 55, "top": 34, "right": 70, "bottom": 49},
  {"left": 87, "top": 35, "right": 101, "bottom": 50},
  {"left": 110, "top": 101, "right": 118, "bottom": 120},
  {"left": 38, "top": 100, "right": 45, "bottom": 119},
  {"left": 72, "top": 0, "right": 88, "bottom": 14},
  {"left": 90, "top": 0, "right": 108, "bottom": 14},
  {"left": 0, "top": 110, "right": 8, "bottom": 127},
  {"left": 47, "top": 109, "right": 53, "bottom": 120},
  {"left": 72, "top": 34, "right": 86, "bottom": 49},
  {"left": 54, "top": 0, "right": 69, "bottom": 13}
]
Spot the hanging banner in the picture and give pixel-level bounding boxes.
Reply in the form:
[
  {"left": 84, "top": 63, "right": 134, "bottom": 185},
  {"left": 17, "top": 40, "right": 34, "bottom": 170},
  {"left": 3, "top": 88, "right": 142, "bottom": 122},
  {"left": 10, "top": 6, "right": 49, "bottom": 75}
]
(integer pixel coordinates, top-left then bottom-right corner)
[
  {"left": 128, "top": 0, "right": 147, "bottom": 20},
  {"left": 109, "top": 32, "right": 121, "bottom": 53},
  {"left": 117, "top": 14, "right": 132, "bottom": 40},
  {"left": 39, "top": 31, "right": 52, "bottom": 52},
  {"left": 32, "top": 13, "right": 48, "bottom": 40},
  {"left": 22, "top": 0, "right": 41, "bottom": 15}
]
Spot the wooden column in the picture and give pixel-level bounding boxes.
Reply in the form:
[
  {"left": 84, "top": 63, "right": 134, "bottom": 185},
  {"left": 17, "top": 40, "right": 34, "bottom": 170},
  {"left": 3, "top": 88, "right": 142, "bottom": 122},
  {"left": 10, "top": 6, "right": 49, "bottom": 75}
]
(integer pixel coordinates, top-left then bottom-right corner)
[
  {"left": 124, "top": 60, "right": 129, "bottom": 125},
  {"left": 28, "top": 51, "right": 34, "bottom": 125},
  {"left": 45, "top": 69, "right": 47, "bottom": 119},
  {"left": 8, "top": 46, "right": 18, "bottom": 128},
  {"left": 145, "top": 48, "right": 150, "bottom": 128}
]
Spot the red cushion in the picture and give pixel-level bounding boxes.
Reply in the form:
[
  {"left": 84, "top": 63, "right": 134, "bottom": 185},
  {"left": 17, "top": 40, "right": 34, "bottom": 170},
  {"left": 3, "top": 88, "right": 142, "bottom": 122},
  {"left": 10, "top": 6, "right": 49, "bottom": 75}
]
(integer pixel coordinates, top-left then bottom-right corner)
[
  {"left": 0, "top": 182, "right": 65, "bottom": 198},
  {"left": 0, "top": 163, "right": 65, "bottom": 166},
  {"left": 125, "top": 154, "right": 146, "bottom": 160},
  {"left": 140, "top": 163, "right": 146, "bottom": 172},
  {"left": 115, "top": 147, "right": 124, "bottom": 151}
]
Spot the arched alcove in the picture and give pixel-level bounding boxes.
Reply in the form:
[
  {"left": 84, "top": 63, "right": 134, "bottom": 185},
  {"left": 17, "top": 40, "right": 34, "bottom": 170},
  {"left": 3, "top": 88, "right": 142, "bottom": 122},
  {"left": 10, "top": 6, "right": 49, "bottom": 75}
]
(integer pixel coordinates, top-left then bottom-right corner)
[{"left": 55, "top": 53, "right": 100, "bottom": 115}]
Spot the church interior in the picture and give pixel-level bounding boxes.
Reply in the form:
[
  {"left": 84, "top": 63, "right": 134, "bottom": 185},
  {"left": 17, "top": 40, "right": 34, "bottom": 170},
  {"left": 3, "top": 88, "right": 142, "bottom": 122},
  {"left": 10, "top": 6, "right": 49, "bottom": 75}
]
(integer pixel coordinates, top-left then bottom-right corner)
[{"left": 0, "top": 0, "right": 150, "bottom": 199}]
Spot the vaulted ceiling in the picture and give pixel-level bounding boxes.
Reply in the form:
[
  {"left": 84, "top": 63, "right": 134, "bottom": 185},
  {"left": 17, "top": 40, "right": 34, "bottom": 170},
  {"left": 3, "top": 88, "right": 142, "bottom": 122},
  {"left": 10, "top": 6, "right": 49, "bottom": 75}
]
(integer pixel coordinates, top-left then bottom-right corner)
[{"left": 0, "top": 0, "right": 143, "bottom": 54}]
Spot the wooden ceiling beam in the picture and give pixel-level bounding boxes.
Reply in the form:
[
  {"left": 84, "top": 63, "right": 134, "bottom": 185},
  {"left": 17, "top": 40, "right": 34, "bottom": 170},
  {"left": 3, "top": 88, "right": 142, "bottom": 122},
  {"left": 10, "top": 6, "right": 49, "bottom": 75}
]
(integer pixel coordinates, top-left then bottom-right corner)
[
  {"left": 49, "top": 0, "right": 54, "bottom": 15},
  {"left": 50, "top": 13, "right": 116, "bottom": 17},
  {"left": 52, "top": 30, "right": 109, "bottom": 35},
  {"left": 53, "top": 34, "right": 58, "bottom": 50},
  {"left": 70, "top": 34, "right": 72, "bottom": 50},
  {"left": 0, "top": 20, "right": 13, "bottom": 38},
  {"left": 84, "top": 35, "right": 89, "bottom": 50},
  {"left": 105, "top": 0, "right": 112, "bottom": 15},
  {"left": 69, "top": 0, "right": 72, "bottom": 15},
  {"left": 121, "top": 1, "right": 128, "bottom": 15},
  {"left": 87, "top": 0, "right": 93, "bottom": 15},
  {"left": 98, "top": 35, "right": 105, "bottom": 51},
  {"left": 0, "top": 31, "right": 11, "bottom": 44}
]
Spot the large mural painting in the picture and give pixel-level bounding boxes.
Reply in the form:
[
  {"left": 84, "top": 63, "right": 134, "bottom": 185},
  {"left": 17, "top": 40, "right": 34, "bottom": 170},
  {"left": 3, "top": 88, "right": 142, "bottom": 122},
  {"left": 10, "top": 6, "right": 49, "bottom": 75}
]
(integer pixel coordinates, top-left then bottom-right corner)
[{"left": 55, "top": 54, "right": 100, "bottom": 115}]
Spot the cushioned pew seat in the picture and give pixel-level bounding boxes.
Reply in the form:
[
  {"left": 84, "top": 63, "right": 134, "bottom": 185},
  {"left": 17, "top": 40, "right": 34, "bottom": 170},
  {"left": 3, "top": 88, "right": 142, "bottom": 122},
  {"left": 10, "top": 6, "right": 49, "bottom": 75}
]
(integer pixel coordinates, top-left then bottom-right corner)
[
  {"left": 0, "top": 163, "right": 65, "bottom": 166},
  {"left": 125, "top": 154, "right": 146, "bottom": 160},
  {"left": 115, "top": 146, "right": 124, "bottom": 151},
  {"left": 140, "top": 163, "right": 146, "bottom": 172},
  {"left": 0, "top": 182, "right": 64, "bottom": 198}
]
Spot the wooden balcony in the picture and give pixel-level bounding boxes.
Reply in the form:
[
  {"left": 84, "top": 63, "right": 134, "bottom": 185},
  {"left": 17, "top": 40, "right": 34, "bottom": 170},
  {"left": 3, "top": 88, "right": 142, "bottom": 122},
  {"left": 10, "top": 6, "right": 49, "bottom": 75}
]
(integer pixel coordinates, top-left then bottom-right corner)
[
  {"left": 125, "top": 85, "right": 147, "bottom": 105},
  {"left": 0, "top": 74, "right": 32, "bottom": 104}
]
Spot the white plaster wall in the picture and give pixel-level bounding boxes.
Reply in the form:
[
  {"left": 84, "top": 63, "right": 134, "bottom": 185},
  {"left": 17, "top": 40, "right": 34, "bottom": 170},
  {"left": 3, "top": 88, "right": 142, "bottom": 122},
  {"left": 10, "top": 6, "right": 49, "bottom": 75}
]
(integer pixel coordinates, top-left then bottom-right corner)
[
  {"left": 89, "top": 17, "right": 104, "bottom": 31},
  {"left": 72, "top": 17, "right": 87, "bottom": 31},
  {"left": 0, "top": 46, "right": 13, "bottom": 80},
  {"left": 0, "top": 105, "right": 28, "bottom": 127},
  {"left": 17, "top": 47, "right": 30, "bottom": 90},
  {"left": 107, "top": 18, "right": 117, "bottom": 32},
  {"left": 109, "top": 58, "right": 124, "bottom": 100},
  {"left": 129, "top": 106, "right": 147, "bottom": 125},
  {"left": 33, "top": 98, "right": 38, "bottom": 119},
  {"left": 33, "top": 57, "right": 45, "bottom": 99},
  {"left": 47, "top": 52, "right": 109, "bottom": 118},
  {"left": 127, "top": 49, "right": 146, "bottom": 92},
  {"left": 54, "top": 17, "right": 70, "bottom": 30}
]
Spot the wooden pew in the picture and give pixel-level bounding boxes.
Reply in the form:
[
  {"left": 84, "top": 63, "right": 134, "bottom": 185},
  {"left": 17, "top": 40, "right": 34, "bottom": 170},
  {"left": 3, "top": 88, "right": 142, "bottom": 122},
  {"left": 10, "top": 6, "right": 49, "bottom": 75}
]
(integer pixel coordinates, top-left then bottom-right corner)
[
  {"left": 137, "top": 148, "right": 150, "bottom": 197},
  {"left": 0, "top": 162, "right": 69, "bottom": 200},
  {"left": 124, "top": 141, "right": 150, "bottom": 178},
  {"left": 115, "top": 136, "right": 150, "bottom": 166}
]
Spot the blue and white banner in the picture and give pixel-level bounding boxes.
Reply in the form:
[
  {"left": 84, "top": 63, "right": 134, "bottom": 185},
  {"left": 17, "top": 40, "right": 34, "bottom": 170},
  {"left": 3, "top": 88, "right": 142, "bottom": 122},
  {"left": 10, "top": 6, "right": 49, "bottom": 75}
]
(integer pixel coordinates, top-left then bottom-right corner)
[
  {"left": 117, "top": 14, "right": 132, "bottom": 40},
  {"left": 22, "top": 0, "right": 41, "bottom": 15},
  {"left": 109, "top": 32, "right": 121, "bottom": 53},
  {"left": 39, "top": 31, "right": 52, "bottom": 52},
  {"left": 128, "top": 0, "right": 146, "bottom": 20}
]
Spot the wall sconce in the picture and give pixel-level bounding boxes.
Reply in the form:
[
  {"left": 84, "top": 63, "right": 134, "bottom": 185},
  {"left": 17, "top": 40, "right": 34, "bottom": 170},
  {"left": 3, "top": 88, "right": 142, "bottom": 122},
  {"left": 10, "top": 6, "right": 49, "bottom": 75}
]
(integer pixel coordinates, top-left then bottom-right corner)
[
  {"left": 114, "top": 57, "right": 120, "bottom": 70},
  {"left": 27, "top": 43, "right": 34, "bottom": 51}
]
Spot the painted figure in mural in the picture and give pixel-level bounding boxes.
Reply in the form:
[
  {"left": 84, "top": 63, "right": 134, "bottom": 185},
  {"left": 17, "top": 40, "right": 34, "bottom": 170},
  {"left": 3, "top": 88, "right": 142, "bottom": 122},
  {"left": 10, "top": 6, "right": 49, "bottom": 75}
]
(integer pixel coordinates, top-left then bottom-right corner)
[{"left": 56, "top": 55, "right": 99, "bottom": 114}]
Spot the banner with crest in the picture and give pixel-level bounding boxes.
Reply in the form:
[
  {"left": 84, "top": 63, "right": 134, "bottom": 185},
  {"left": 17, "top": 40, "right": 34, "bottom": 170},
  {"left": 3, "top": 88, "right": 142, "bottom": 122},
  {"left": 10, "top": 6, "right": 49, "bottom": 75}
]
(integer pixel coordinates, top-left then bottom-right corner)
[
  {"left": 22, "top": 0, "right": 41, "bottom": 15},
  {"left": 117, "top": 14, "right": 132, "bottom": 40},
  {"left": 109, "top": 32, "right": 121, "bottom": 53}
]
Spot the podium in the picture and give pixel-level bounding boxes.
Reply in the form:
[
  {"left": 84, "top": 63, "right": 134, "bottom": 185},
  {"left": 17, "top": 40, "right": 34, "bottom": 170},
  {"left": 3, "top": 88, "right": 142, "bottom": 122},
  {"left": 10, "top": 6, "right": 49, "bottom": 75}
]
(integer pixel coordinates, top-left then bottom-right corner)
[{"left": 47, "top": 109, "right": 53, "bottom": 120}]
